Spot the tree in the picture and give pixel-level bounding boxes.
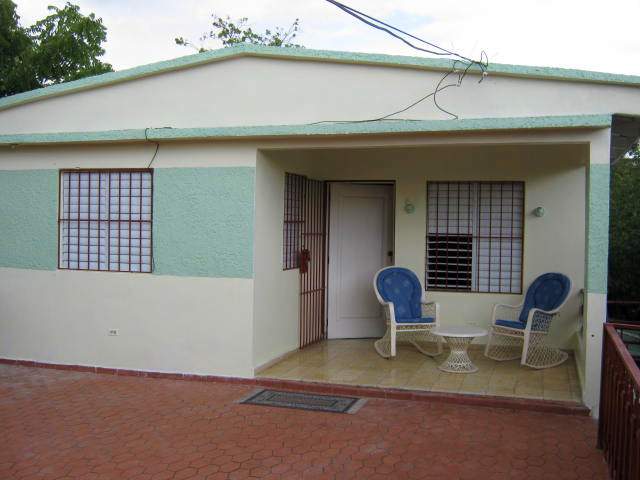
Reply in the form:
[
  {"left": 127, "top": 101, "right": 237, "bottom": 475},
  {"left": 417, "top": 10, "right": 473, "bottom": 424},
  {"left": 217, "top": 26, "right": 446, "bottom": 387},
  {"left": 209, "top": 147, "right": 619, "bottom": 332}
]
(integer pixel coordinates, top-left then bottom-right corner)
[
  {"left": 0, "top": 0, "right": 112, "bottom": 97},
  {"left": 608, "top": 145, "right": 640, "bottom": 316},
  {"left": 0, "top": 0, "right": 36, "bottom": 95},
  {"left": 175, "top": 14, "right": 302, "bottom": 52},
  {"left": 29, "top": 2, "right": 112, "bottom": 84}
]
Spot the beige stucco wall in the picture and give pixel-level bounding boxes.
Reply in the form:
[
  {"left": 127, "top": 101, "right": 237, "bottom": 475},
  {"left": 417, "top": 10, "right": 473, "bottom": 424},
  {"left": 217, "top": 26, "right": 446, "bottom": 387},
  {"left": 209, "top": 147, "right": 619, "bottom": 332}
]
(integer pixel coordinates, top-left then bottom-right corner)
[
  {"left": 1, "top": 56, "right": 640, "bottom": 135},
  {"left": 0, "top": 141, "right": 257, "bottom": 170},
  {"left": 0, "top": 141, "right": 258, "bottom": 377},
  {"left": 253, "top": 152, "right": 300, "bottom": 369},
  {"left": 0, "top": 268, "right": 253, "bottom": 376}
]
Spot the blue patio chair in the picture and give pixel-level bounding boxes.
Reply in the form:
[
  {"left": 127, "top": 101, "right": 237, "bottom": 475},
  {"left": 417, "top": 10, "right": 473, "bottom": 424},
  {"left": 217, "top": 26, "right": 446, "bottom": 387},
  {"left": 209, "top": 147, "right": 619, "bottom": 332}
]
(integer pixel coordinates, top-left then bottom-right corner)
[
  {"left": 373, "top": 267, "right": 443, "bottom": 359},
  {"left": 484, "top": 272, "right": 572, "bottom": 369}
]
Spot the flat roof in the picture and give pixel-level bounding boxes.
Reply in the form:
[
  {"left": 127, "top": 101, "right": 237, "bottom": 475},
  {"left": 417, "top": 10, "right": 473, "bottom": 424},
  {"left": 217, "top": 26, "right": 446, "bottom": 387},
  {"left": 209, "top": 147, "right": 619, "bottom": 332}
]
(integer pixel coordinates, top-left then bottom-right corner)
[
  {"left": 0, "top": 44, "right": 639, "bottom": 113},
  {"left": 0, "top": 114, "right": 612, "bottom": 146}
]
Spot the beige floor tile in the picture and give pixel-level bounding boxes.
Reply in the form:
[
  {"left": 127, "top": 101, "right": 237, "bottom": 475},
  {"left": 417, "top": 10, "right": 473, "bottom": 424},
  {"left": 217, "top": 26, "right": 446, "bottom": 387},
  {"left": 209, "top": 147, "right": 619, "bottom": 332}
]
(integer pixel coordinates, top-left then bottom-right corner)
[
  {"left": 544, "top": 388, "right": 573, "bottom": 401},
  {"left": 514, "top": 385, "right": 544, "bottom": 399},
  {"left": 487, "top": 385, "right": 517, "bottom": 396},
  {"left": 468, "top": 368, "right": 495, "bottom": 379},
  {"left": 325, "top": 367, "right": 361, "bottom": 382},
  {"left": 570, "top": 387, "right": 583, "bottom": 402},
  {"left": 543, "top": 381, "right": 570, "bottom": 393},
  {"left": 492, "top": 365, "right": 522, "bottom": 376},
  {"left": 543, "top": 368, "right": 570, "bottom": 381},
  {"left": 518, "top": 370, "right": 544, "bottom": 382},
  {"left": 379, "top": 371, "right": 417, "bottom": 388},
  {"left": 461, "top": 374, "right": 492, "bottom": 386},
  {"left": 404, "top": 376, "right": 436, "bottom": 391},
  {"left": 257, "top": 339, "right": 578, "bottom": 401},
  {"left": 431, "top": 373, "right": 465, "bottom": 392},
  {"left": 459, "top": 375, "right": 490, "bottom": 395},
  {"left": 347, "top": 355, "right": 388, "bottom": 368},
  {"left": 259, "top": 360, "right": 299, "bottom": 377},
  {"left": 459, "top": 384, "right": 488, "bottom": 395},
  {"left": 285, "top": 365, "right": 326, "bottom": 379},
  {"left": 489, "top": 374, "right": 518, "bottom": 388},
  {"left": 515, "top": 381, "right": 544, "bottom": 393},
  {"left": 353, "top": 370, "right": 388, "bottom": 387}
]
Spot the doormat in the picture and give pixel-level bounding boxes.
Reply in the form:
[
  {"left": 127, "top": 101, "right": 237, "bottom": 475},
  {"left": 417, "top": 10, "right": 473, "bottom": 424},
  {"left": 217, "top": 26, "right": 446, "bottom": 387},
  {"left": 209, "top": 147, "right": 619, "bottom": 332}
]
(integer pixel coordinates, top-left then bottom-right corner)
[{"left": 239, "top": 389, "right": 366, "bottom": 414}]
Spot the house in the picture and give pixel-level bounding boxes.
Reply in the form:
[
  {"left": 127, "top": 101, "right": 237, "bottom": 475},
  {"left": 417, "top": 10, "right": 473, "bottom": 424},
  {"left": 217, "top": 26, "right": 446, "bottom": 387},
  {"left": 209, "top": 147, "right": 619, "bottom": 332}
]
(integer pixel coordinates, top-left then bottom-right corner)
[{"left": 1, "top": 44, "right": 639, "bottom": 415}]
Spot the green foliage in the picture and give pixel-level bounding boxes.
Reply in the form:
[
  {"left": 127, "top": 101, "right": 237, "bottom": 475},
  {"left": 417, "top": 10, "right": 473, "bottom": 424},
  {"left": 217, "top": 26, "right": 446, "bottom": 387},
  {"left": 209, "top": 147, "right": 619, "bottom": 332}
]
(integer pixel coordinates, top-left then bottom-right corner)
[
  {"left": 0, "top": 0, "right": 37, "bottom": 96},
  {"left": 0, "top": 0, "right": 112, "bottom": 97},
  {"left": 175, "top": 14, "right": 302, "bottom": 52},
  {"left": 609, "top": 145, "right": 640, "bottom": 302},
  {"left": 29, "top": 3, "right": 112, "bottom": 84}
]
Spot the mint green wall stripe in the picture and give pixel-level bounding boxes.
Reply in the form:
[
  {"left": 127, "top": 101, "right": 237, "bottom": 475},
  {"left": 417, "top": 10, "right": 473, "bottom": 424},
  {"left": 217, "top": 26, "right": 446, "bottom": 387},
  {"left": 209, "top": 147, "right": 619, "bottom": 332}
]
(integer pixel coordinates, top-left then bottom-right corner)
[
  {"left": 585, "top": 164, "right": 610, "bottom": 294},
  {"left": 0, "top": 114, "right": 612, "bottom": 146},
  {"left": 153, "top": 167, "right": 255, "bottom": 278},
  {"left": 0, "top": 170, "right": 57, "bottom": 270},
  {"left": 1, "top": 44, "right": 638, "bottom": 112}
]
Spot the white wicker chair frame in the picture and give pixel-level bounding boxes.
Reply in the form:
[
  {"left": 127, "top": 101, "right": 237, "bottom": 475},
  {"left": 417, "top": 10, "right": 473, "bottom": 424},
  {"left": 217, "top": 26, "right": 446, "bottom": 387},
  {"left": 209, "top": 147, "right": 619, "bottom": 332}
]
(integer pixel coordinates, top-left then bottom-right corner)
[
  {"left": 373, "top": 268, "right": 443, "bottom": 359},
  {"left": 484, "top": 278, "right": 572, "bottom": 369}
]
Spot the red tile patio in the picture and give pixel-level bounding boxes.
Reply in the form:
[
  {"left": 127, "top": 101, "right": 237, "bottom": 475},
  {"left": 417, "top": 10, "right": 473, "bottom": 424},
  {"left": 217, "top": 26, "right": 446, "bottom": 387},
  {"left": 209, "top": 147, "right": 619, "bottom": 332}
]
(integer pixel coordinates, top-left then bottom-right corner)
[{"left": 0, "top": 364, "right": 608, "bottom": 480}]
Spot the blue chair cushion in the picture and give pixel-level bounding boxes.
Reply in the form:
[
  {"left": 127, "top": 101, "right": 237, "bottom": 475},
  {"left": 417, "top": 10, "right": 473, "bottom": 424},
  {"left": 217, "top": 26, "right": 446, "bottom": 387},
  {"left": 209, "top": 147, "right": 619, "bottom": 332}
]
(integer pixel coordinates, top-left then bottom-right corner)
[
  {"left": 518, "top": 273, "right": 571, "bottom": 324},
  {"left": 375, "top": 267, "right": 423, "bottom": 321},
  {"left": 495, "top": 319, "right": 526, "bottom": 330},
  {"left": 398, "top": 317, "right": 435, "bottom": 324}
]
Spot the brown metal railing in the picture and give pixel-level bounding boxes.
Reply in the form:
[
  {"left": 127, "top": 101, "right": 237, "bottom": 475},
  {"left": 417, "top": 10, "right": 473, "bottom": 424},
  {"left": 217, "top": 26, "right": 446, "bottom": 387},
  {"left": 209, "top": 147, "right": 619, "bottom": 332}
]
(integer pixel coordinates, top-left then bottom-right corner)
[{"left": 598, "top": 322, "right": 640, "bottom": 480}]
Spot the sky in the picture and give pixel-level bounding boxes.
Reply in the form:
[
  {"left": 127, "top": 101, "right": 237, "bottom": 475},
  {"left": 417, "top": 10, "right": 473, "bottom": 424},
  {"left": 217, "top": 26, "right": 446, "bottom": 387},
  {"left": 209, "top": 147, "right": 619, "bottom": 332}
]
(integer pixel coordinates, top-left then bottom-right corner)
[{"left": 13, "top": 0, "right": 640, "bottom": 76}]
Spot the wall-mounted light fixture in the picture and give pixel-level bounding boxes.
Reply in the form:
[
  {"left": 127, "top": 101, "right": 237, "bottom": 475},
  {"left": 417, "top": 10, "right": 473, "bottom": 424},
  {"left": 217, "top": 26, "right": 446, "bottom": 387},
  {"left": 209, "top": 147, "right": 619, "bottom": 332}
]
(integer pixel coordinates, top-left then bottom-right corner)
[
  {"left": 532, "top": 206, "right": 545, "bottom": 217},
  {"left": 404, "top": 199, "right": 415, "bottom": 214}
]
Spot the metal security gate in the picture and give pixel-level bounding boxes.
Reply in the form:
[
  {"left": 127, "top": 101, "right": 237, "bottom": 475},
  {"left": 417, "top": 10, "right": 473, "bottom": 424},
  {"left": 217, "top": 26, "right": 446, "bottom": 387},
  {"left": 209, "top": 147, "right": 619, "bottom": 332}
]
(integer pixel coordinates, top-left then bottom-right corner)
[{"left": 299, "top": 178, "right": 327, "bottom": 348}]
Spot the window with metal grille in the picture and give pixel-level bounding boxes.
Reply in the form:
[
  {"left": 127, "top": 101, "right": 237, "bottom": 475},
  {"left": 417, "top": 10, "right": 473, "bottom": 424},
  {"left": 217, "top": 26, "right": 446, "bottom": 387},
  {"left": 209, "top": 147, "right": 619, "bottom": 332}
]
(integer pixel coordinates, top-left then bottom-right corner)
[
  {"left": 283, "top": 172, "right": 304, "bottom": 270},
  {"left": 426, "top": 181, "right": 524, "bottom": 293},
  {"left": 59, "top": 170, "right": 153, "bottom": 273}
]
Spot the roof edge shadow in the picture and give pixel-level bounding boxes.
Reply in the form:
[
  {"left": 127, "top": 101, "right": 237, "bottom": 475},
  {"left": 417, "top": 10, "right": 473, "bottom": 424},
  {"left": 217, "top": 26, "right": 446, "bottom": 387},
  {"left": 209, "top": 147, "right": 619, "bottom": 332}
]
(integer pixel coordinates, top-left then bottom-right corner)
[{"left": 0, "top": 114, "right": 613, "bottom": 147}]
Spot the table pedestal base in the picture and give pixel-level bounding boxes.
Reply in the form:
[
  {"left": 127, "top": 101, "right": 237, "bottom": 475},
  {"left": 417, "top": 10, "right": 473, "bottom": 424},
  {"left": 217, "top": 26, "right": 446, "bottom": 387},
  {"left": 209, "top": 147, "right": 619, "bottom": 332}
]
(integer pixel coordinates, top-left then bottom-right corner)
[{"left": 438, "top": 336, "right": 478, "bottom": 373}]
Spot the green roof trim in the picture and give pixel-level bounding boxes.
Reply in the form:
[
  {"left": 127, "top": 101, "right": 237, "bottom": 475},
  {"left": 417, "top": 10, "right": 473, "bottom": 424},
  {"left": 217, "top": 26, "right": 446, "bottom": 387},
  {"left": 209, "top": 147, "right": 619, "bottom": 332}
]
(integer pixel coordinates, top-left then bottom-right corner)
[
  {"left": 0, "top": 44, "right": 639, "bottom": 112},
  {"left": 0, "top": 114, "right": 612, "bottom": 146}
]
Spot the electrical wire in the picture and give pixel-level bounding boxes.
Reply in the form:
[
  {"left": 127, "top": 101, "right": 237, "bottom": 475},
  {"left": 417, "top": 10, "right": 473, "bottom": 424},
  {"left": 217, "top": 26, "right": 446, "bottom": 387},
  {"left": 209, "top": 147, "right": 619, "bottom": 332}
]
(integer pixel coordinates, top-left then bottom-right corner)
[
  {"left": 144, "top": 128, "right": 160, "bottom": 169},
  {"left": 325, "top": 0, "right": 483, "bottom": 64},
  {"left": 316, "top": 0, "right": 489, "bottom": 122},
  {"left": 309, "top": 83, "right": 458, "bottom": 125}
]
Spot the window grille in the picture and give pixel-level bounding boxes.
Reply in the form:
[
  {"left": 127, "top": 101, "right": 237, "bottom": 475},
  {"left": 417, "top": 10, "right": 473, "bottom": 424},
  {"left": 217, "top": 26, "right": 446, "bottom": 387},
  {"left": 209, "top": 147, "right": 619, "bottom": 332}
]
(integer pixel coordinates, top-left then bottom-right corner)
[
  {"left": 426, "top": 181, "right": 524, "bottom": 293},
  {"left": 59, "top": 170, "right": 153, "bottom": 273},
  {"left": 283, "top": 172, "right": 304, "bottom": 270}
]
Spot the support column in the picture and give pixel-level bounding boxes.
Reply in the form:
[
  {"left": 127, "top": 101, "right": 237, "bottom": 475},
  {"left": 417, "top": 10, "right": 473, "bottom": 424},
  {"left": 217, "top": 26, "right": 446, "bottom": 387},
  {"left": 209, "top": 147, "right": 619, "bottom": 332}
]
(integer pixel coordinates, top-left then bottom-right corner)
[{"left": 582, "top": 129, "right": 611, "bottom": 413}]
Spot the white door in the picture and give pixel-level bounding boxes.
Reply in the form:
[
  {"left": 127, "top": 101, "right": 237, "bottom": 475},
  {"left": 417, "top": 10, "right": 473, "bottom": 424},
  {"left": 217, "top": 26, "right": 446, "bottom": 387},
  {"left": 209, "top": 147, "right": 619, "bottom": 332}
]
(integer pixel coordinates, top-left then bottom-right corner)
[{"left": 328, "top": 183, "right": 394, "bottom": 339}]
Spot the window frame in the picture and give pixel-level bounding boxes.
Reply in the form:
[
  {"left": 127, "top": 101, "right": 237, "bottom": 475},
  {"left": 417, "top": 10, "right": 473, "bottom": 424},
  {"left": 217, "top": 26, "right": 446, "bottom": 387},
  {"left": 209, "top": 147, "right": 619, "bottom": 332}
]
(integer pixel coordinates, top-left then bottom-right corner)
[
  {"left": 57, "top": 168, "right": 154, "bottom": 274},
  {"left": 282, "top": 172, "right": 305, "bottom": 270},
  {"left": 425, "top": 180, "right": 525, "bottom": 294}
]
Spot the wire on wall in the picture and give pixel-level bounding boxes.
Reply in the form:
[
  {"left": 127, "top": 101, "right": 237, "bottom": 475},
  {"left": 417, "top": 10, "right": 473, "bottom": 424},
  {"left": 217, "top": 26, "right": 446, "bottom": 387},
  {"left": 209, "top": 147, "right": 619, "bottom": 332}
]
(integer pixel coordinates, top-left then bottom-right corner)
[
  {"left": 144, "top": 127, "right": 160, "bottom": 169},
  {"left": 316, "top": 0, "right": 489, "bottom": 123}
]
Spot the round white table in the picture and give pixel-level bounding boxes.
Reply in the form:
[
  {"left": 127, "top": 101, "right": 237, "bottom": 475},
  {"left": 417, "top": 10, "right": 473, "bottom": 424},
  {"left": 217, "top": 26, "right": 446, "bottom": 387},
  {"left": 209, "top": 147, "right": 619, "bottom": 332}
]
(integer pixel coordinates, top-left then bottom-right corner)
[{"left": 431, "top": 326, "right": 488, "bottom": 373}]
